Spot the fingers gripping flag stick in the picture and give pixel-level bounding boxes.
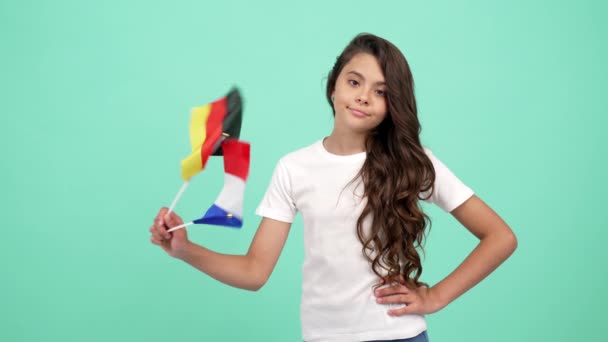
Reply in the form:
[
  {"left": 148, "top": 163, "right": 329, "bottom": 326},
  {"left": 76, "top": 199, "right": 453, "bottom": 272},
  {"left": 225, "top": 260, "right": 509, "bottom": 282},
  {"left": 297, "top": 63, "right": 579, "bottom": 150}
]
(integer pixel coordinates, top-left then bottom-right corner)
[{"left": 167, "top": 139, "right": 250, "bottom": 232}]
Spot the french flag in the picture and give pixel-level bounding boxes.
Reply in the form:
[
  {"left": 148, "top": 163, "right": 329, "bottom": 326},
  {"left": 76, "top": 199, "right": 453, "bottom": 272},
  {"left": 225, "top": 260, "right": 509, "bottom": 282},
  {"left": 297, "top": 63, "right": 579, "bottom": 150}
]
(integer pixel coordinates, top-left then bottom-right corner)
[{"left": 195, "top": 139, "right": 250, "bottom": 228}]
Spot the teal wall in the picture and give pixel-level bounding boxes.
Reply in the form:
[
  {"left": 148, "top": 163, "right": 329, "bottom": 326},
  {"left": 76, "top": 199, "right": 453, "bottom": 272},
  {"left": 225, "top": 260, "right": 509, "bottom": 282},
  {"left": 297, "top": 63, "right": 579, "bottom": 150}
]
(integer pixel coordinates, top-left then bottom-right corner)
[{"left": 1, "top": 1, "right": 605, "bottom": 341}]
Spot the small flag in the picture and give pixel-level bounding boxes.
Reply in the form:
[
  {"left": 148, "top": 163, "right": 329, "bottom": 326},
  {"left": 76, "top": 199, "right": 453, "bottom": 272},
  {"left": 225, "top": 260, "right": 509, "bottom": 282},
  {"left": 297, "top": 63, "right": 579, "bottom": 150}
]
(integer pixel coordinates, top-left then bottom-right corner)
[
  {"left": 194, "top": 139, "right": 250, "bottom": 228},
  {"left": 181, "top": 88, "right": 242, "bottom": 181},
  {"left": 166, "top": 87, "right": 250, "bottom": 232}
]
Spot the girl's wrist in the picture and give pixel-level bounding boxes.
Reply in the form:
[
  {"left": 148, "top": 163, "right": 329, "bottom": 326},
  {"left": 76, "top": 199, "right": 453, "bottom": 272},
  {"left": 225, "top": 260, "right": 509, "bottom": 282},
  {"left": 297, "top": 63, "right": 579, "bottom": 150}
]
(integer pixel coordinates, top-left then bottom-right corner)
[
  {"left": 428, "top": 286, "right": 449, "bottom": 312},
  {"left": 172, "top": 241, "right": 194, "bottom": 260}
]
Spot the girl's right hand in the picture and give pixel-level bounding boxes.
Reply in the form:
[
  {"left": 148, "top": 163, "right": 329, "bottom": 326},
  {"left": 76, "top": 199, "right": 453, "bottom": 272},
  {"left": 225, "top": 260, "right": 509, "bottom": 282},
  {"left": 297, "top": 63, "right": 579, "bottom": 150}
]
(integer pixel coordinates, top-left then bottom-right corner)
[{"left": 149, "top": 207, "right": 191, "bottom": 259}]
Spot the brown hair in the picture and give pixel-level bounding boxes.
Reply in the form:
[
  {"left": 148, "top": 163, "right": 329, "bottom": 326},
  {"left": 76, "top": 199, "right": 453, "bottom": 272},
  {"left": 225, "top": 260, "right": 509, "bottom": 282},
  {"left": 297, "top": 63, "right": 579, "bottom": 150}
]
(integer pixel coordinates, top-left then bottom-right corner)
[{"left": 326, "top": 33, "right": 436, "bottom": 289}]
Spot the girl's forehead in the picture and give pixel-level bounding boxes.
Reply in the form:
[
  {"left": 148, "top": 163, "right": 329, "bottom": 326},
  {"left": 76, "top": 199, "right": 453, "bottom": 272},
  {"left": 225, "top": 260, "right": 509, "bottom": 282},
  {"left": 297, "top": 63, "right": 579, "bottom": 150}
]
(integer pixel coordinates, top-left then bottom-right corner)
[{"left": 342, "top": 53, "right": 385, "bottom": 82}]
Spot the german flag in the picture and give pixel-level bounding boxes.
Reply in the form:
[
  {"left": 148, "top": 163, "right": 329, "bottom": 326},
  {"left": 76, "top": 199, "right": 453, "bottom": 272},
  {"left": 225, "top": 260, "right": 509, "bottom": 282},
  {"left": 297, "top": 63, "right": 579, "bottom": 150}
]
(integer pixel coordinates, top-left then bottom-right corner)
[{"left": 181, "top": 88, "right": 242, "bottom": 181}]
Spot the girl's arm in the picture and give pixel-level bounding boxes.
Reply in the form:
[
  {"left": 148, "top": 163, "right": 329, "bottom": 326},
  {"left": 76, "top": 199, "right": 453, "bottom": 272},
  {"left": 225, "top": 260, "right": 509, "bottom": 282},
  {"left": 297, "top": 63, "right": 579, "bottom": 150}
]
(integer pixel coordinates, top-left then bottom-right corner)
[
  {"left": 152, "top": 211, "right": 292, "bottom": 292},
  {"left": 374, "top": 195, "right": 517, "bottom": 314},
  {"left": 178, "top": 217, "right": 291, "bottom": 291},
  {"left": 430, "top": 195, "right": 518, "bottom": 309}
]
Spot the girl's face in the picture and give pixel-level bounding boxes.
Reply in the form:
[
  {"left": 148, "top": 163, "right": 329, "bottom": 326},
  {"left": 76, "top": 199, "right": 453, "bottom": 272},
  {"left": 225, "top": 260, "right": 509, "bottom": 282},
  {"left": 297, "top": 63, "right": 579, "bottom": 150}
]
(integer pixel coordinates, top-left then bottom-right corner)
[{"left": 331, "top": 53, "right": 388, "bottom": 134}]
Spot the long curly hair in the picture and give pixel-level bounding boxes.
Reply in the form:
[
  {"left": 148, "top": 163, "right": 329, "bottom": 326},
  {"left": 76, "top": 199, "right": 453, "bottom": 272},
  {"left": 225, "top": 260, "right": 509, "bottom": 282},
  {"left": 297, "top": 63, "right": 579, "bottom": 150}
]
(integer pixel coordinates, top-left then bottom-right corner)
[{"left": 326, "top": 33, "right": 436, "bottom": 289}]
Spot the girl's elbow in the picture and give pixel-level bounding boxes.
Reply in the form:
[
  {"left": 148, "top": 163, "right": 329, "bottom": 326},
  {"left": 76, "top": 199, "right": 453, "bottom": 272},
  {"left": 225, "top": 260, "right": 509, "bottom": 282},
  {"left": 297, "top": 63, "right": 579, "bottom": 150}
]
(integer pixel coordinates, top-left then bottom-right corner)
[
  {"left": 245, "top": 284, "right": 263, "bottom": 292},
  {"left": 246, "top": 272, "right": 270, "bottom": 292},
  {"left": 504, "top": 229, "right": 518, "bottom": 255},
  {"left": 249, "top": 279, "right": 267, "bottom": 292},
  {"left": 486, "top": 226, "right": 517, "bottom": 256}
]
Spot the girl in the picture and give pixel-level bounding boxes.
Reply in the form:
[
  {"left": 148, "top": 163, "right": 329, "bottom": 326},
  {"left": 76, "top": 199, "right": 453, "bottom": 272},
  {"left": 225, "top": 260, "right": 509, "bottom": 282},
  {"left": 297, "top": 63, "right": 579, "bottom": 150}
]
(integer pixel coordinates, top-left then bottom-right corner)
[{"left": 149, "top": 33, "right": 517, "bottom": 342}]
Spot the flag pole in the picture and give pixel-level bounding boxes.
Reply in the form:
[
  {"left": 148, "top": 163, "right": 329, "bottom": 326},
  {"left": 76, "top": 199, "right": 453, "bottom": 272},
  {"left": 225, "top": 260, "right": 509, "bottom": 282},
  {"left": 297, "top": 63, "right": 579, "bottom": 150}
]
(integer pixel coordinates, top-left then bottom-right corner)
[
  {"left": 165, "top": 181, "right": 191, "bottom": 233},
  {"left": 167, "top": 180, "right": 190, "bottom": 215},
  {"left": 167, "top": 221, "right": 193, "bottom": 233}
]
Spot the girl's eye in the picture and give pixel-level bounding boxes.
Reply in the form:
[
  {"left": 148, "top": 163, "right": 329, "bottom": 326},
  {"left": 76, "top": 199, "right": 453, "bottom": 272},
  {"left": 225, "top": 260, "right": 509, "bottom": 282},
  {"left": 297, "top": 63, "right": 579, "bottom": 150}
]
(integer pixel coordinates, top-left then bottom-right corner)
[
  {"left": 376, "top": 89, "right": 386, "bottom": 96},
  {"left": 348, "top": 79, "right": 359, "bottom": 86}
]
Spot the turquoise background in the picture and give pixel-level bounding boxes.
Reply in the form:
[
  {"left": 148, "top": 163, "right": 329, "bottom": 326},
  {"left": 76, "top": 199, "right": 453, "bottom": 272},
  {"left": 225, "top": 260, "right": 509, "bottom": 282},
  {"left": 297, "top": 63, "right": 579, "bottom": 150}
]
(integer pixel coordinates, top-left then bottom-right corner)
[{"left": 1, "top": 0, "right": 605, "bottom": 341}]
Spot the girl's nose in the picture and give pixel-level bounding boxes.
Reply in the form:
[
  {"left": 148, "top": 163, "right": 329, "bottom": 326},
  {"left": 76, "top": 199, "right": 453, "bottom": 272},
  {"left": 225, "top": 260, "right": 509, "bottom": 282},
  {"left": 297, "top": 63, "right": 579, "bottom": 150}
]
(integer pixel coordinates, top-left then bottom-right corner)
[{"left": 356, "top": 93, "right": 369, "bottom": 105}]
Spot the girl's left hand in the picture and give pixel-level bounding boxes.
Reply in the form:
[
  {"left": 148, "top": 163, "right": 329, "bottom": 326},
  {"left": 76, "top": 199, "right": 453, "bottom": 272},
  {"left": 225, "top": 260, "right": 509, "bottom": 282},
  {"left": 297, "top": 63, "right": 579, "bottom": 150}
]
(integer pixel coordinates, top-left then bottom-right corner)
[{"left": 374, "top": 275, "right": 445, "bottom": 316}]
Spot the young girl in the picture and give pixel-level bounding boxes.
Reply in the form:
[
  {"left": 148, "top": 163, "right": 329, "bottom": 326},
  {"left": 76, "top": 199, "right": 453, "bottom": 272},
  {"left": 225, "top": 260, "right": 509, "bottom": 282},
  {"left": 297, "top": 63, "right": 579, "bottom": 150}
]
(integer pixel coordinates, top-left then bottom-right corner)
[{"left": 149, "top": 33, "right": 517, "bottom": 342}]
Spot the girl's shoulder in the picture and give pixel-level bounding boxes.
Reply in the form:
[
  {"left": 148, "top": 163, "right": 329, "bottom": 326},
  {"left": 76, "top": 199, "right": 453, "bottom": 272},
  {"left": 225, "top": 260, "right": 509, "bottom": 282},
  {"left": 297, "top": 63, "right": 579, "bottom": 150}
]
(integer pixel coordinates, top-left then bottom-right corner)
[{"left": 278, "top": 139, "right": 324, "bottom": 164}]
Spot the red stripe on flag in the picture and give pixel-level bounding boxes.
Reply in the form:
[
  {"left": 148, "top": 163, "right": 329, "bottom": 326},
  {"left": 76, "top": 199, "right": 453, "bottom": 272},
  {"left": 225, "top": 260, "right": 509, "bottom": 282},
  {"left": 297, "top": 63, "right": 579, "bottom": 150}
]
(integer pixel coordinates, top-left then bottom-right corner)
[
  {"left": 200, "top": 96, "right": 227, "bottom": 168},
  {"left": 222, "top": 139, "right": 250, "bottom": 181}
]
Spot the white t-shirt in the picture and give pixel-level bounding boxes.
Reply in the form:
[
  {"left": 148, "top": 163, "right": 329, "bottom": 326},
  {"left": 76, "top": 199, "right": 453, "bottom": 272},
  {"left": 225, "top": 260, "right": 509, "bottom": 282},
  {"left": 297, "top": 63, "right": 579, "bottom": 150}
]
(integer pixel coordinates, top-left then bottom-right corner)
[{"left": 255, "top": 139, "right": 474, "bottom": 342}]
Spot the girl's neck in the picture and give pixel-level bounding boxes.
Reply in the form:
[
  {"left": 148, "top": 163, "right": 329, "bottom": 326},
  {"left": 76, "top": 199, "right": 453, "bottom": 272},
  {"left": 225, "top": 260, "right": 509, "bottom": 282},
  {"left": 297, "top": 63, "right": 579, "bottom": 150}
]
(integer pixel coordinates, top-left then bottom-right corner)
[{"left": 323, "top": 128, "right": 367, "bottom": 156}]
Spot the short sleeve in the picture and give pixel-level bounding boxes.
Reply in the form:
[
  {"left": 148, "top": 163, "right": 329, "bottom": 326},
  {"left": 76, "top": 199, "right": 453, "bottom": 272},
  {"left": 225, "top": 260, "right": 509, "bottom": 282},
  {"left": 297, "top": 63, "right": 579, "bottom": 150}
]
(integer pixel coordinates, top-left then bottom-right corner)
[
  {"left": 255, "top": 159, "right": 298, "bottom": 223},
  {"left": 422, "top": 149, "right": 474, "bottom": 212}
]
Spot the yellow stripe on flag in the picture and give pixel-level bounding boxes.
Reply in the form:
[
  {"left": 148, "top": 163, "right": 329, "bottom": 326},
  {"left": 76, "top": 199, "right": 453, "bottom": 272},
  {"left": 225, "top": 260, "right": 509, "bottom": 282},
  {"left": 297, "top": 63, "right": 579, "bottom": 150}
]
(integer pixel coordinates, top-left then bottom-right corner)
[
  {"left": 181, "top": 104, "right": 211, "bottom": 180},
  {"left": 181, "top": 147, "right": 203, "bottom": 181},
  {"left": 189, "top": 104, "right": 211, "bottom": 152}
]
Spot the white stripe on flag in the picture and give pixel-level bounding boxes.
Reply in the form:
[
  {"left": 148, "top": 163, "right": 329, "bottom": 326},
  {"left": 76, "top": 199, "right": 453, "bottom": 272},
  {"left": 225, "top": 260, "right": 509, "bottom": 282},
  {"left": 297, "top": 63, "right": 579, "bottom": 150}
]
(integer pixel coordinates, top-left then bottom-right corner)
[{"left": 214, "top": 173, "right": 246, "bottom": 218}]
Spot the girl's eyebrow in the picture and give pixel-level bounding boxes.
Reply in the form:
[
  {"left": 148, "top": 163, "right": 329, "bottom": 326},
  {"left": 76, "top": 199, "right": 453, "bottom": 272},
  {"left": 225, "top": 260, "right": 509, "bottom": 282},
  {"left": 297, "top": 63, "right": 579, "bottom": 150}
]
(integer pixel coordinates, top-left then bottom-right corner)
[{"left": 347, "top": 70, "right": 386, "bottom": 86}]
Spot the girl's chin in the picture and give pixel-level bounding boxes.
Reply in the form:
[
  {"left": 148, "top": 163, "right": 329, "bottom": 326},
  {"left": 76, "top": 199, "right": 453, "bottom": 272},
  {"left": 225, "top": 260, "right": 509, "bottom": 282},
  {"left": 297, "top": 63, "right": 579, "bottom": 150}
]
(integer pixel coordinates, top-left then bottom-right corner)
[{"left": 336, "top": 116, "right": 377, "bottom": 133}]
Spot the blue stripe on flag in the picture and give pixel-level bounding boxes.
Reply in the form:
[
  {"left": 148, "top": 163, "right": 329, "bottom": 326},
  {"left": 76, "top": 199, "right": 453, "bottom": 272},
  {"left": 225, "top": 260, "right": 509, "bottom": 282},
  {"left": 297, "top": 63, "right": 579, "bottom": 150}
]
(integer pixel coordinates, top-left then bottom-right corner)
[{"left": 194, "top": 204, "right": 243, "bottom": 228}]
